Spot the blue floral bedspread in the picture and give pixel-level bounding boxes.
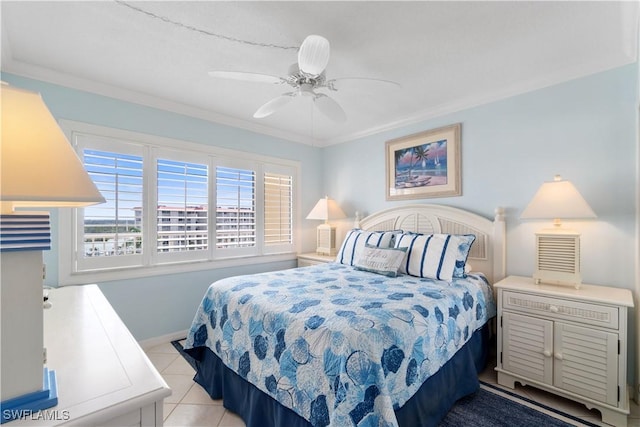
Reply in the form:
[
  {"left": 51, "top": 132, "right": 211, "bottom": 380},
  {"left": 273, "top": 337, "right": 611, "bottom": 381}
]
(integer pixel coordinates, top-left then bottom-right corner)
[{"left": 185, "top": 263, "right": 496, "bottom": 427}]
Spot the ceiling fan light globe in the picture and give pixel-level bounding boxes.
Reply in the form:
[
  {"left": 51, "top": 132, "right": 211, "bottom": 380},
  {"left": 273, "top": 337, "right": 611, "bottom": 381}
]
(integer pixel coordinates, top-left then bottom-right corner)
[{"left": 298, "top": 35, "right": 330, "bottom": 76}]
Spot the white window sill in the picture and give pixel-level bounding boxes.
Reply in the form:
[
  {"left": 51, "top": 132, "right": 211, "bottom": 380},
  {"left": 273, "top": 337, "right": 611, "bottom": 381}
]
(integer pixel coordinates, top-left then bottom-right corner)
[{"left": 59, "top": 253, "right": 297, "bottom": 286}]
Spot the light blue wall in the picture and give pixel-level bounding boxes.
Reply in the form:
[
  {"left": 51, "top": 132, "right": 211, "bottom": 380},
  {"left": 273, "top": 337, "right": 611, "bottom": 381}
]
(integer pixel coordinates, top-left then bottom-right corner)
[
  {"left": 1, "top": 73, "right": 324, "bottom": 341},
  {"left": 323, "top": 63, "right": 639, "bottom": 382}
]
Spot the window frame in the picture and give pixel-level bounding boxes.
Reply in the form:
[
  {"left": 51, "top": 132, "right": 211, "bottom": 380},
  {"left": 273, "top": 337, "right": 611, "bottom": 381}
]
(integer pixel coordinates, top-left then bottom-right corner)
[
  {"left": 58, "top": 120, "right": 300, "bottom": 285},
  {"left": 74, "top": 135, "right": 147, "bottom": 272}
]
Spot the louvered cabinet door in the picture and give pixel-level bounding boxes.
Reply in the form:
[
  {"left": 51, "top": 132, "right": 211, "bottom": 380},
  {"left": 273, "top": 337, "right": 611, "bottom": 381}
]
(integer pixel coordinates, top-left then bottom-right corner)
[
  {"left": 502, "top": 312, "right": 553, "bottom": 385},
  {"left": 553, "top": 322, "right": 618, "bottom": 405}
]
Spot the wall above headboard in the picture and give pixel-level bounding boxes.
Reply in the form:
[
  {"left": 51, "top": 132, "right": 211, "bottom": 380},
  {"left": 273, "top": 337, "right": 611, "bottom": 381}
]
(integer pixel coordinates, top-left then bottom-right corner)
[{"left": 322, "top": 64, "right": 636, "bottom": 293}]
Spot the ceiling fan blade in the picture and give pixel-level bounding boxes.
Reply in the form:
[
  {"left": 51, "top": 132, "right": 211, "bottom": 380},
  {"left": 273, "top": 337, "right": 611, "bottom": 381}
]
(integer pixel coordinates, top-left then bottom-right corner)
[
  {"left": 314, "top": 93, "right": 346, "bottom": 122},
  {"left": 298, "top": 35, "right": 330, "bottom": 77},
  {"left": 253, "top": 94, "right": 295, "bottom": 118},
  {"left": 327, "top": 77, "right": 401, "bottom": 91},
  {"left": 208, "top": 71, "right": 283, "bottom": 85}
]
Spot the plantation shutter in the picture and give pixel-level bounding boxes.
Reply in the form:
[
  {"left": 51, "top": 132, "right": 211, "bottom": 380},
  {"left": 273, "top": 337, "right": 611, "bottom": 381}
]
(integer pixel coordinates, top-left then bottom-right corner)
[
  {"left": 82, "top": 148, "right": 143, "bottom": 259},
  {"left": 216, "top": 166, "right": 256, "bottom": 249},
  {"left": 156, "top": 159, "right": 208, "bottom": 253},
  {"left": 264, "top": 172, "right": 293, "bottom": 245}
]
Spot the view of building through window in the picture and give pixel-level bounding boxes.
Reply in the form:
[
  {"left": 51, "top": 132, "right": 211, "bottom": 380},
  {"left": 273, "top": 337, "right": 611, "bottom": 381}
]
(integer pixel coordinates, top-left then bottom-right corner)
[
  {"left": 156, "top": 158, "right": 208, "bottom": 252},
  {"left": 83, "top": 150, "right": 263, "bottom": 257},
  {"left": 83, "top": 149, "right": 143, "bottom": 257}
]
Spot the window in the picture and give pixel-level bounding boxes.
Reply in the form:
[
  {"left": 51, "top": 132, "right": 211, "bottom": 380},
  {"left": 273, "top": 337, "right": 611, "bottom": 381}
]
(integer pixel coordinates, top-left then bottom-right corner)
[
  {"left": 84, "top": 149, "right": 143, "bottom": 258},
  {"left": 156, "top": 158, "right": 208, "bottom": 253},
  {"left": 216, "top": 166, "right": 256, "bottom": 250},
  {"left": 59, "top": 121, "right": 299, "bottom": 284}
]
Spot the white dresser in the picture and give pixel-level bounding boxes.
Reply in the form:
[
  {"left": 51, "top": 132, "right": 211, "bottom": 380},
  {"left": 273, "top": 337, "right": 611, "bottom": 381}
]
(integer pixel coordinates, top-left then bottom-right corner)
[
  {"left": 494, "top": 276, "right": 634, "bottom": 426},
  {"left": 10, "top": 285, "right": 171, "bottom": 426}
]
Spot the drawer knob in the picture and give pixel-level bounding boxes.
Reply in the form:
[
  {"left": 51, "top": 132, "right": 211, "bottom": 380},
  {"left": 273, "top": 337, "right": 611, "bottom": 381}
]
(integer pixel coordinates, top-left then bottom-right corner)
[
  {"left": 543, "top": 350, "right": 552, "bottom": 358},
  {"left": 549, "top": 305, "right": 559, "bottom": 313},
  {"left": 555, "top": 353, "right": 564, "bottom": 360}
]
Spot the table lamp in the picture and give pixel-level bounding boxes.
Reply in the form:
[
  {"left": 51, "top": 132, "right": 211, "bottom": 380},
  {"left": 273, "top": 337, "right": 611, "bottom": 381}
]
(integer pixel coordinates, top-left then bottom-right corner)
[
  {"left": 306, "top": 196, "right": 346, "bottom": 256},
  {"left": 520, "top": 175, "right": 596, "bottom": 289},
  {"left": 1, "top": 83, "right": 105, "bottom": 422}
]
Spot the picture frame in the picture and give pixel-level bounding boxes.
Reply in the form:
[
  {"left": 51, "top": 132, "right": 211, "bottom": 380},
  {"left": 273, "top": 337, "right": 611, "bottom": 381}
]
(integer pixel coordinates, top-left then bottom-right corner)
[{"left": 385, "top": 123, "right": 461, "bottom": 200}]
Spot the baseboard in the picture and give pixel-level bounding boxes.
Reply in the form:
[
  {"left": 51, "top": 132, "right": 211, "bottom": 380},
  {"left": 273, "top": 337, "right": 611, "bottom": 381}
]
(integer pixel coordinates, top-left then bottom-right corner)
[{"left": 138, "top": 330, "right": 188, "bottom": 351}]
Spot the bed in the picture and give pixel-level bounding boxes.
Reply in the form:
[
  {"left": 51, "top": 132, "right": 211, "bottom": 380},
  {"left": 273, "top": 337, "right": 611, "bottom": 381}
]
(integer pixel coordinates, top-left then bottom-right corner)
[{"left": 185, "top": 204, "right": 506, "bottom": 427}]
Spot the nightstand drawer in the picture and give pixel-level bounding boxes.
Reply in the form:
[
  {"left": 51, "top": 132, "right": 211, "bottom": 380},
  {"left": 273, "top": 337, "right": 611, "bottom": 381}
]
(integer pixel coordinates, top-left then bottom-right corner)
[{"left": 502, "top": 290, "right": 619, "bottom": 329}]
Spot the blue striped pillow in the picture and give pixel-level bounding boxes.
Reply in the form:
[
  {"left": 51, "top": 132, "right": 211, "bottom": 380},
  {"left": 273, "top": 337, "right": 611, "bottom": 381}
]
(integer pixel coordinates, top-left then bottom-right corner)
[
  {"left": 394, "top": 233, "right": 476, "bottom": 282},
  {"left": 336, "top": 229, "right": 400, "bottom": 266}
]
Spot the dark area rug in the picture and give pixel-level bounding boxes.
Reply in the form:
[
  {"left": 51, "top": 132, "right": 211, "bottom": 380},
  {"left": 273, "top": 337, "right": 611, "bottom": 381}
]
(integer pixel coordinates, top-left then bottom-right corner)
[{"left": 172, "top": 339, "right": 598, "bottom": 427}]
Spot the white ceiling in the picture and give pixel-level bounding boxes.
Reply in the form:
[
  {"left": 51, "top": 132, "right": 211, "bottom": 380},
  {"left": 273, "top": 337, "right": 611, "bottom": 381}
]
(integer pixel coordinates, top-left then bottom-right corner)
[{"left": 1, "top": 1, "right": 638, "bottom": 146}]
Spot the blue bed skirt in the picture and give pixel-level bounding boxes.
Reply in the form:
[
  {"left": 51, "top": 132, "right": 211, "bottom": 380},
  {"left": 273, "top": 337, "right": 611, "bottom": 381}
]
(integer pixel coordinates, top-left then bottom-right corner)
[{"left": 186, "top": 324, "right": 490, "bottom": 427}]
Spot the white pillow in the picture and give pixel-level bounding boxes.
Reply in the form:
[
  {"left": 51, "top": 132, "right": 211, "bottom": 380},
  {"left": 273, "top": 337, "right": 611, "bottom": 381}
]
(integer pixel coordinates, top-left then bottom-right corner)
[
  {"left": 394, "top": 233, "right": 476, "bottom": 282},
  {"left": 354, "top": 244, "right": 407, "bottom": 277},
  {"left": 336, "top": 229, "right": 399, "bottom": 266}
]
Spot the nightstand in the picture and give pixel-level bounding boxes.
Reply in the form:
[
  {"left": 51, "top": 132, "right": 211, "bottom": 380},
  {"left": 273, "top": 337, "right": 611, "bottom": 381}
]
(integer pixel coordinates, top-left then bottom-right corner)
[
  {"left": 494, "top": 275, "right": 634, "bottom": 426},
  {"left": 297, "top": 252, "right": 335, "bottom": 267}
]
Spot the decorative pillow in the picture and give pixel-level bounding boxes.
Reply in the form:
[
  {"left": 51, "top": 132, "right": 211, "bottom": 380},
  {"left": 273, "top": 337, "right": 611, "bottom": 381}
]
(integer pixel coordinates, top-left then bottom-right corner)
[
  {"left": 452, "top": 236, "right": 476, "bottom": 278},
  {"left": 394, "top": 233, "right": 476, "bottom": 282},
  {"left": 354, "top": 244, "right": 407, "bottom": 277},
  {"left": 336, "top": 229, "right": 400, "bottom": 266}
]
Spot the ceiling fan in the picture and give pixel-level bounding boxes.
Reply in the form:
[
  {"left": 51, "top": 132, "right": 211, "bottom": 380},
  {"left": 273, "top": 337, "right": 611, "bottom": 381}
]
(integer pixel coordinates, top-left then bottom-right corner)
[{"left": 208, "top": 35, "right": 400, "bottom": 122}]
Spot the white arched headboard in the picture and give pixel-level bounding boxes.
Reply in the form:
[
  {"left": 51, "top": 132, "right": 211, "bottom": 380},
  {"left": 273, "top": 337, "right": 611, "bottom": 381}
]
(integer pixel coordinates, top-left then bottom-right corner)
[{"left": 356, "top": 204, "right": 506, "bottom": 284}]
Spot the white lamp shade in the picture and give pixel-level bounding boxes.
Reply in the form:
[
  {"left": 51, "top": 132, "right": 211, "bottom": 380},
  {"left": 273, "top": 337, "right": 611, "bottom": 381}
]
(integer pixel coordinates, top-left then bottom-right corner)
[
  {"left": 1, "top": 84, "right": 105, "bottom": 210},
  {"left": 520, "top": 175, "right": 596, "bottom": 221},
  {"left": 298, "top": 35, "right": 330, "bottom": 76},
  {"left": 306, "top": 196, "right": 346, "bottom": 222}
]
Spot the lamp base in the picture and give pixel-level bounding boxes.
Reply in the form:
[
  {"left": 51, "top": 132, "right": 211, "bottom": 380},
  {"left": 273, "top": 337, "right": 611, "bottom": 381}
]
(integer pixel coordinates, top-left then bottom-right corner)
[
  {"left": 533, "top": 229, "right": 582, "bottom": 289},
  {"left": 316, "top": 223, "right": 337, "bottom": 256},
  {"left": 0, "top": 368, "right": 58, "bottom": 424}
]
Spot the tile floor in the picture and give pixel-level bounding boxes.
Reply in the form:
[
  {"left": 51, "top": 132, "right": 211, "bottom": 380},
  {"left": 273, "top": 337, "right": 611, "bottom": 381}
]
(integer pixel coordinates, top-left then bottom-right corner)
[{"left": 145, "top": 341, "right": 640, "bottom": 427}]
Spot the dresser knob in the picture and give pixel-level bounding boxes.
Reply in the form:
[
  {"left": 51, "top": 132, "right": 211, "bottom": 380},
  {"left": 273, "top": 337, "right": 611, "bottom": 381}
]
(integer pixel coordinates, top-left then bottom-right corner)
[
  {"left": 543, "top": 350, "right": 552, "bottom": 357},
  {"left": 549, "top": 305, "right": 559, "bottom": 313},
  {"left": 555, "top": 353, "right": 564, "bottom": 360}
]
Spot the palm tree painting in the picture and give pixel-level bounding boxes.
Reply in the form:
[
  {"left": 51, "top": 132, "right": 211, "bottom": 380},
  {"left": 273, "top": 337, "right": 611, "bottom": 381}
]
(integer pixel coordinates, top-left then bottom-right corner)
[
  {"left": 386, "top": 123, "right": 460, "bottom": 200},
  {"left": 394, "top": 139, "right": 448, "bottom": 189}
]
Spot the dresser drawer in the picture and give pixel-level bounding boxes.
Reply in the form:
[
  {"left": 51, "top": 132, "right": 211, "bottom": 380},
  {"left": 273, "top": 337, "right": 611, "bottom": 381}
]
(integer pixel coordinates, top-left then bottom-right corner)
[{"left": 502, "top": 290, "right": 619, "bottom": 329}]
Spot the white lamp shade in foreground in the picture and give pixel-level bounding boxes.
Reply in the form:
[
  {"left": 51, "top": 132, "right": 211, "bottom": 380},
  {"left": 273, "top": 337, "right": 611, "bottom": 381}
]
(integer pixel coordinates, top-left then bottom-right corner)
[{"left": 1, "top": 84, "right": 105, "bottom": 211}]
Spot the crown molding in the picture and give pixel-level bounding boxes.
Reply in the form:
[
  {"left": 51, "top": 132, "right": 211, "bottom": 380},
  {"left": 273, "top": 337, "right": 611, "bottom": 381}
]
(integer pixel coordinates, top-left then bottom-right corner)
[
  {"left": 321, "top": 54, "right": 638, "bottom": 147},
  {"left": 2, "top": 51, "right": 636, "bottom": 150}
]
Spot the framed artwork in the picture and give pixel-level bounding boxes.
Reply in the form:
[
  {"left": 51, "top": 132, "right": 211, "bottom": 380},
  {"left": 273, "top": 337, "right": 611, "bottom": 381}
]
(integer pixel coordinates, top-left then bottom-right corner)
[{"left": 385, "top": 123, "right": 461, "bottom": 200}]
